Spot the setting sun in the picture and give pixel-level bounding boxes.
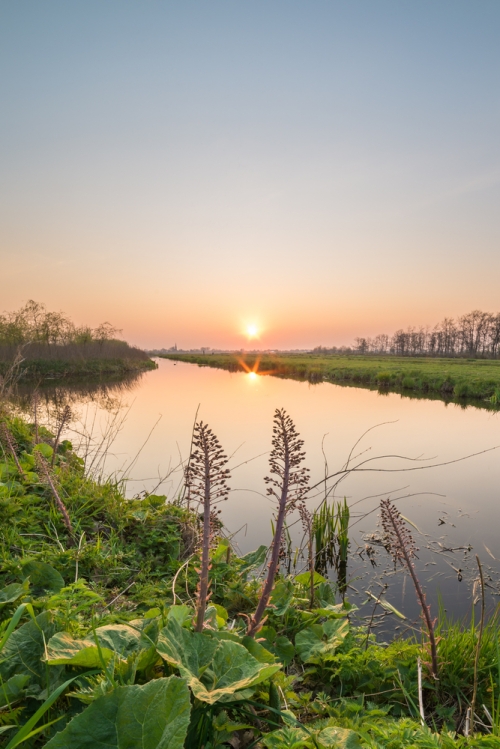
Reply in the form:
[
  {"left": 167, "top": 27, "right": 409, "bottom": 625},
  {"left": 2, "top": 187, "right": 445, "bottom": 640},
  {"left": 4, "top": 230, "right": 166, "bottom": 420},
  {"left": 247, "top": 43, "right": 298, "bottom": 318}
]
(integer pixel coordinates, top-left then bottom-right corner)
[{"left": 246, "top": 324, "right": 259, "bottom": 339}]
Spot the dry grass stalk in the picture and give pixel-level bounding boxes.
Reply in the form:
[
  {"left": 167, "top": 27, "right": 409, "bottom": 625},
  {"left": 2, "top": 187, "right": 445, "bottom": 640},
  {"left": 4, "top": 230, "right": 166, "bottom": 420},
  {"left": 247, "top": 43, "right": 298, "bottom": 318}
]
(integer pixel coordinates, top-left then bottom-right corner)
[
  {"left": 185, "top": 421, "right": 230, "bottom": 632},
  {"left": 35, "top": 452, "right": 74, "bottom": 542},
  {"left": 470, "top": 554, "right": 485, "bottom": 733},
  {"left": 0, "top": 423, "right": 25, "bottom": 478},
  {"left": 380, "top": 498, "right": 438, "bottom": 679},
  {"left": 247, "top": 409, "right": 309, "bottom": 636},
  {"left": 51, "top": 404, "right": 72, "bottom": 466}
]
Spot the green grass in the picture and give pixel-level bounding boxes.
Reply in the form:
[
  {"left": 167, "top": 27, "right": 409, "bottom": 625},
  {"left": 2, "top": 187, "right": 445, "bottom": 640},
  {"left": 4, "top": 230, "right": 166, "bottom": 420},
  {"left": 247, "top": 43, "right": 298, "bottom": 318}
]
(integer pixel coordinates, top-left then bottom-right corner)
[{"left": 161, "top": 352, "right": 500, "bottom": 406}]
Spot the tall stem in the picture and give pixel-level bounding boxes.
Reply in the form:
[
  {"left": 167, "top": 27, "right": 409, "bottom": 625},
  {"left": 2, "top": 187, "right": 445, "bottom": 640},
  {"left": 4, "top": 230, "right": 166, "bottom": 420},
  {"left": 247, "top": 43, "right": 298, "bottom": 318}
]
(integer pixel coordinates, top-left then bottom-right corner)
[
  {"left": 195, "top": 448, "right": 212, "bottom": 632},
  {"left": 389, "top": 509, "right": 438, "bottom": 679},
  {"left": 247, "top": 444, "right": 289, "bottom": 637},
  {"left": 470, "top": 555, "right": 485, "bottom": 733}
]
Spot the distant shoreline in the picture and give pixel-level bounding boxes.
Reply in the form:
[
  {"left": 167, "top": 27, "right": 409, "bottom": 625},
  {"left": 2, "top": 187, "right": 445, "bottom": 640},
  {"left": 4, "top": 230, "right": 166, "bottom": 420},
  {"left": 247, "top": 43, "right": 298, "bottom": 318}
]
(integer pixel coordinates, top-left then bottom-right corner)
[{"left": 159, "top": 352, "right": 500, "bottom": 409}]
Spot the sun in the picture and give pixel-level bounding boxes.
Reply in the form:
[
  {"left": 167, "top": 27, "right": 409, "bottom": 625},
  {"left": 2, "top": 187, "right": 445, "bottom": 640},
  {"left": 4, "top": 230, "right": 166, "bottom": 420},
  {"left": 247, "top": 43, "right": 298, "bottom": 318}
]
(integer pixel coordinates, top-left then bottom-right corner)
[{"left": 246, "top": 324, "right": 259, "bottom": 339}]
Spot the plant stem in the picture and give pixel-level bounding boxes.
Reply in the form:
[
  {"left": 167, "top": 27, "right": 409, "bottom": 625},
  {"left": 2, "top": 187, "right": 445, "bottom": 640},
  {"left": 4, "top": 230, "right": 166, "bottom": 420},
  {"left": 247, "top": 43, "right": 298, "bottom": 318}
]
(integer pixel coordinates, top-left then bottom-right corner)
[
  {"left": 195, "top": 444, "right": 212, "bottom": 632},
  {"left": 387, "top": 507, "right": 438, "bottom": 679},
  {"left": 470, "top": 554, "right": 485, "bottom": 733},
  {"left": 247, "top": 431, "right": 290, "bottom": 637}
]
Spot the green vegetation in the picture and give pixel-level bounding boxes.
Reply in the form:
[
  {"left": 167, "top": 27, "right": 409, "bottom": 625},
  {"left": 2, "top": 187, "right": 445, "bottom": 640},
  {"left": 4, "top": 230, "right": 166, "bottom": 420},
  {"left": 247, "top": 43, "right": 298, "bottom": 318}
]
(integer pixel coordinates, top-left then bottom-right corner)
[
  {"left": 161, "top": 353, "right": 500, "bottom": 406},
  {"left": 0, "top": 301, "right": 155, "bottom": 381},
  {"left": 1, "top": 408, "right": 499, "bottom": 748}
]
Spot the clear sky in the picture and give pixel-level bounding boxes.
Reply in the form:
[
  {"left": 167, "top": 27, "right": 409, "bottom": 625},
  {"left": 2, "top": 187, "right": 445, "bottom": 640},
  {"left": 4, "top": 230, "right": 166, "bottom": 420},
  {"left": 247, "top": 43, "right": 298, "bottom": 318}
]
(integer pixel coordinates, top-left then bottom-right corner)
[{"left": 1, "top": 1, "right": 499, "bottom": 349}]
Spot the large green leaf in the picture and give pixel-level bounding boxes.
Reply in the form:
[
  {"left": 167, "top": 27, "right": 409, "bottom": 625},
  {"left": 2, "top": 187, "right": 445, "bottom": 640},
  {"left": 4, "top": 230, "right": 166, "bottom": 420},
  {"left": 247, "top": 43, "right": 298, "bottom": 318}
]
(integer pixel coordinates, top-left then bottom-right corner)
[
  {"left": 259, "top": 627, "right": 295, "bottom": 667},
  {"left": 295, "top": 618, "right": 349, "bottom": 664},
  {"left": 21, "top": 560, "right": 64, "bottom": 595},
  {"left": 44, "top": 676, "right": 191, "bottom": 749},
  {"left": 0, "top": 674, "right": 30, "bottom": 708},
  {"left": 157, "top": 619, "right": 280, "bottom": 704},
  {"left": 0, "top": 611, "right": 58, "bottom": 684},
  {"left": 46, "top": 624, "right": 155, "bottom": 670},
  {"left": 263, "top": 724, "right": 361, "bottom": 748},
  {"left": 269, "top": 579, "right": 294, "bottom": 616},
  {"left": 0, "top": 582, "right": 28, "bottom": 610}
]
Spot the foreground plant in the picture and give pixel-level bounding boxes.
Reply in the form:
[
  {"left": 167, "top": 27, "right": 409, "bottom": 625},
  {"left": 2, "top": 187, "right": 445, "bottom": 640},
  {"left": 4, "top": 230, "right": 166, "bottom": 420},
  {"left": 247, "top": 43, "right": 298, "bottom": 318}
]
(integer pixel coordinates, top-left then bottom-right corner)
[
  {"left": 185, "top": 421, "right": 230, "bottom": 632},
  {"left": 380, "top": 498, "right": 439, "bottom": 679},
  {"left": 247, "top": 408, "right": 309, "bottom": 636}
]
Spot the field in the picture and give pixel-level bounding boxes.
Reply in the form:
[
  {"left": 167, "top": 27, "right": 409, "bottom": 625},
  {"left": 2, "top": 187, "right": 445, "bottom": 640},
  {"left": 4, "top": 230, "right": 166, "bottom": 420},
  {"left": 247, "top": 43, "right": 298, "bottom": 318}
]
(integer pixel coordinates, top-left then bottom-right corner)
[{"left": 160, "top": 353, "right": 500, "bottom": 405}]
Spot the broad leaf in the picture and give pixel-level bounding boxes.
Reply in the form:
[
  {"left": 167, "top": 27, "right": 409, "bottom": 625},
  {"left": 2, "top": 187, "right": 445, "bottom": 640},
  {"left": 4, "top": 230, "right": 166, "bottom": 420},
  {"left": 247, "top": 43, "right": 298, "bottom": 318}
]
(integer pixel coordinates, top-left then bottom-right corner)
[
  {"left": 0, "top": 674, "right": 30, "bottom": 708},
  {"left": 294, "top": 571, "right": 327, "bottom": 587},
  {"left": 263, "top": 724, "right": 361, "bottom": 748},
  {"left": 0, "top": 611, "right": 58, "bottom": 684},
  {"left": 270, "top": 579, "right": 294, "bottom": 616},
  {"left": 44, "top": 676, "right": 191, "bottom": 749},
  {"left": 157, "top": 619, "right": 280, "bottom": 704},
  {"left": 0, "top": 582, "right": 28, "bottom": 610},
  {"left": 295, "top": 618, "right": 349, "bottom": 664},
  {"left": 21, "top": 560, "right": 64, "bottom": 595},
  {"left": 259, "top": 627, "right": 295, "bottom": 667},
  {"left": 46, "top": 624, "right": 154, "bottom": 670},
  {"left": 238, "top": 545, "right": 267, "bottom": 572}
]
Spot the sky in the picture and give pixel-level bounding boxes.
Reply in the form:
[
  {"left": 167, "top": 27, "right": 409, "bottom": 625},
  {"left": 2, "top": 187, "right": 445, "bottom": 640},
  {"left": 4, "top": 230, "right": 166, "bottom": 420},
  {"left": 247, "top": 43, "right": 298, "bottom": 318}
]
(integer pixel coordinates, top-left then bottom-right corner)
[{"left": 1, "top": 1, "right": 499, "bottom": 350}]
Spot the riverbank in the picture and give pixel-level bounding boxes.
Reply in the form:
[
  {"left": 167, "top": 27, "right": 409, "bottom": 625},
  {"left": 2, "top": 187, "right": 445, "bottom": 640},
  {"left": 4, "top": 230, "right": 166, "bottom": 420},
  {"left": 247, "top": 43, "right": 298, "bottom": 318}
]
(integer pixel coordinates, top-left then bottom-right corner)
[
  {"left": 1, "top": 410, "right": 499, "bottom": 747},
  {"left": 160, "top": 352, "right": 500, "bottom": 406},
  {"left": 0, "top": 341, "right": 156, "bottom": 382}
]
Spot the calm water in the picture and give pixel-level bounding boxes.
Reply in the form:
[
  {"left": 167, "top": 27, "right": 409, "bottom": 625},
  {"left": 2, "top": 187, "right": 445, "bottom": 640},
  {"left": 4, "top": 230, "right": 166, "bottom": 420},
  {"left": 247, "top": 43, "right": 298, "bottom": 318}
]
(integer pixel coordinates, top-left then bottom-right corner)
[{"left": 24, "top": 358, "right": 500, "bottom": 627}]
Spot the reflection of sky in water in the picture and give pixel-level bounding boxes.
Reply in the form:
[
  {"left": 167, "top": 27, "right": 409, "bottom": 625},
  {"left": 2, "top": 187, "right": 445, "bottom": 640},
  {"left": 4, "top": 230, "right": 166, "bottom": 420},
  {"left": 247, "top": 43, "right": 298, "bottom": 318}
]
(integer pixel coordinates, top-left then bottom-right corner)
[{"left": 31, "top": 359, "right": 500, "bottom": 627}]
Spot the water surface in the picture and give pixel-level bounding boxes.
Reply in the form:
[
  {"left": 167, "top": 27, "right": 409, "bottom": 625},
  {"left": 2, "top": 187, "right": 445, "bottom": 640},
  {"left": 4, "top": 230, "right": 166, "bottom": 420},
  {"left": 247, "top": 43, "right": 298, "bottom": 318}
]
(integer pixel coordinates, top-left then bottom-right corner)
[{"left": 23, "top": 359, "right": 500, "bottom": 627}]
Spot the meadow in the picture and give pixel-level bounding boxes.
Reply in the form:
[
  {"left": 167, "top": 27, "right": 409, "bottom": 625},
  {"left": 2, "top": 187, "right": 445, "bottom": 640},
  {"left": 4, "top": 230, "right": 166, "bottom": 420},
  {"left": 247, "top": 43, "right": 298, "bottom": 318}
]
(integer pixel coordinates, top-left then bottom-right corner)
[
  {"left": 160, "top": 353, "right": 500, "bottom": 406},
  {"left": 1, "top": 405, "right": 500, "bottom": 748}
]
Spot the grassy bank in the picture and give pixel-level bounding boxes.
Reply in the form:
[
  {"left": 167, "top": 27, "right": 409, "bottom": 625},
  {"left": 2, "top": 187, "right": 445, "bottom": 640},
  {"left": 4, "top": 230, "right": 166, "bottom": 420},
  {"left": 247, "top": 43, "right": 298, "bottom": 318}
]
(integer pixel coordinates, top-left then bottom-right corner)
[
  {"left": 1, "top": 410, "right": 500, "bottom": 747},
  {"left": 161, "top": 353, "right": 500, "bottom": 405},
  {"left": 0, "top": 341, "right": 156, "bottom": 381}
]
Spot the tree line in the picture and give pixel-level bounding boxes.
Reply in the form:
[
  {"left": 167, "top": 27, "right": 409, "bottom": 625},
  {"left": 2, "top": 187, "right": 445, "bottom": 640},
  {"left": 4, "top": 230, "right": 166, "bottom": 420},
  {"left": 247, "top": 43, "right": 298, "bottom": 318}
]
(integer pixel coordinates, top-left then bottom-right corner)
[
  {"left": 313, "top": 310, "right": 500, "bottom": 358},
  {"left": 0, "top": 300, "right": 120, "bottom": 347}
]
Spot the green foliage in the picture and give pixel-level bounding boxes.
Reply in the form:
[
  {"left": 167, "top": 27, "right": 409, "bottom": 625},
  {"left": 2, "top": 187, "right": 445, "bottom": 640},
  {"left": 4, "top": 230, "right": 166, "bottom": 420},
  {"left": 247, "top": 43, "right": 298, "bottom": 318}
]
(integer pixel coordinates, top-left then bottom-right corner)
[
  {"left": 44, "top": 676, "right": 191, "bottom": 749},
  {"left": 1, "top": 412, "right": 500, "bottom": 748}
]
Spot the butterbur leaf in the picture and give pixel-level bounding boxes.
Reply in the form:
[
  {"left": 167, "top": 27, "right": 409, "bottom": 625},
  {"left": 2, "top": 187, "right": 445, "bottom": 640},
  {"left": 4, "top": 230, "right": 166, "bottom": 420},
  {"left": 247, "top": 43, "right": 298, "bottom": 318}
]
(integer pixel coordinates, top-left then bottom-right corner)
[
  {"left": 0, "top": 611, "right": 58, "bottom": 684},
  {"left": 21, "top": 560, "right": 64, "bottom": 595},
  {"left": 317, "top": 726, "right": 362, "bottom": 747},
  {"left": 0, "top": 582, "right": 29, "bottom": 610},
  {"left": 46, "top": 624, "right": 154, "bottom": 669},
  {"left": 238, "top": 545, "right": 267, "bottom": 572},
  {"left": 33, "top": 442, "right": 53, "bottom": 459},
  {"left": 45, "top": 632, "right": 114, "bottom": 668},
  {"left": 157, "top": 618, "right": 280, "bottom": 704},
  {"left": 44, "top": 676, "right": 191, "bottom": 749},
  {"left": 295, "top": 619, "right": 349, "bottom": 664},
  {"left": 263, "top": 724, "right": 361, "bottom": 749},
  {"left": 0, "top": 674, "right": 30, "bottom": 708},
  {"left": 294, "top": 572, "right": 327, "bottom": 587},
  {"left": 166, "top": 605, "right": 192, "bottom": 627},
  {"left": 270, "top": 579, "right": 294, "bottom": 616}
]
